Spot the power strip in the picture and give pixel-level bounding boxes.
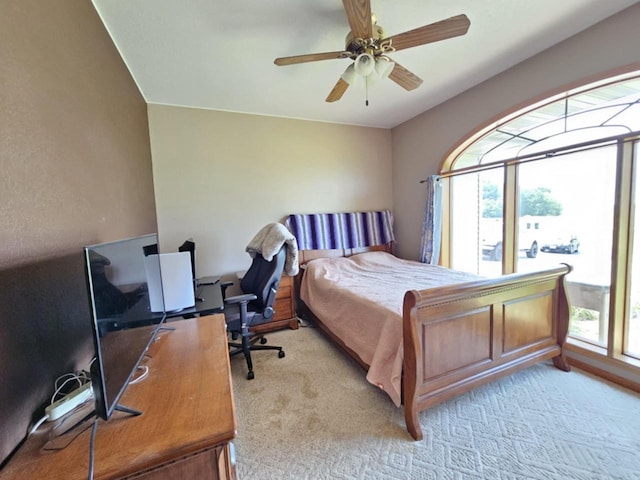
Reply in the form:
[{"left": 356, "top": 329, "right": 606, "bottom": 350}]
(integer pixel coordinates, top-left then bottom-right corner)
[{"left": 45, "top": 382, "right": 94, "bottom": 421}]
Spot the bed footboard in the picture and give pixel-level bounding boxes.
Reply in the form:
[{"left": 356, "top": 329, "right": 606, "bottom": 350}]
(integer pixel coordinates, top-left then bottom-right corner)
[{"left": 402, "top": 264, "right": 572, "bottom": 441}]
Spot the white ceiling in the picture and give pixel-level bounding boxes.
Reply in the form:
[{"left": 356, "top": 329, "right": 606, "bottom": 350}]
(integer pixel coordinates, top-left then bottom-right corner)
[{"left": 92, "top": 0, "right": 639, "bottom": 129}]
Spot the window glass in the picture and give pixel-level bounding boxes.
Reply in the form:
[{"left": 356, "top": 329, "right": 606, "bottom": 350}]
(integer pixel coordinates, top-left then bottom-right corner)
[
  {"left": 515, "top": 146, "right": 617, "bottom": 347},
  {"left": 450, "top": 75, "right": 640, "bottom": 170},
  {"left": 626, "top": 142, "right": 640, "bottom": 358},
  {"left": 450, "top": 168, "right": 503, "bottom": 276}
]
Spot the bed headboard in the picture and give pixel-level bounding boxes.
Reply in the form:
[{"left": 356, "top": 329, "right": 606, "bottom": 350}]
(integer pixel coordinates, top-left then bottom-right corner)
[{"left": 284, "top": 210, "right": 395, "bottom": 267}]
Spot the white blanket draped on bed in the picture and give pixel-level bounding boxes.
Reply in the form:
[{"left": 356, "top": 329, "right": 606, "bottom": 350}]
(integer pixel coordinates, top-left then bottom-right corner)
[{"left": 300, "top": 251, "right": 479, "bottom": 406}]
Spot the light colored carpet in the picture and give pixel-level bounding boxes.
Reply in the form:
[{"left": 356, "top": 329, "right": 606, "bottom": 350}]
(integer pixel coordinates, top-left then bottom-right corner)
[{"left": 231, "top": 325, "right": 640, "bottom": 480}]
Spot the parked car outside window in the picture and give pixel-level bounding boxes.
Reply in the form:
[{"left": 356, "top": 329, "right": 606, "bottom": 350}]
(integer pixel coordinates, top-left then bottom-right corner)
[{"left": 541, "top": 234, "right": 580, "bottom": 254}]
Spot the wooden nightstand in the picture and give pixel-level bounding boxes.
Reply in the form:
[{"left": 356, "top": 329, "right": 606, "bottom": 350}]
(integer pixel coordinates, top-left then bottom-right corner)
[{"left": 235, "top": 272, "right": 299, "bottom": 334}]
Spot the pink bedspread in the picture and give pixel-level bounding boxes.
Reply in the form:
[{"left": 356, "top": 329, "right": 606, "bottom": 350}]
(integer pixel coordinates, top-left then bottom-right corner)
[{"left": 300, "top": 251, "right": 479, "bottom": 406}]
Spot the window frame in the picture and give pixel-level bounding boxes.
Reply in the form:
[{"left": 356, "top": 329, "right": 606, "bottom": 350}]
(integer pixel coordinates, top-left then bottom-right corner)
[{"left": 440, "top": 74, "right": 640, "bottom": 390}]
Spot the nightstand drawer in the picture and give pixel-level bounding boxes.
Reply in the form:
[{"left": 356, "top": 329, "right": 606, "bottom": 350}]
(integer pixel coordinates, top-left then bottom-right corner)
[
  {"left": 273, "top": 297, "right": 293, "bottom": 321},
  {"left": 273, "top": 276, "right": 293, "bottom": 321},
  {"left": 276, "top": 284, "right": 291, "bottom": 302},
  {"left": 246, "top": 274, "right": 298, "bottom": 334}
]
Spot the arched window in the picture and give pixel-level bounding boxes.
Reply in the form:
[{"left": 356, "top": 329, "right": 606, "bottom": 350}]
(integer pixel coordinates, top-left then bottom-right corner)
[{"left": 442, "top": 71, "right": 640, "bottom": 375}]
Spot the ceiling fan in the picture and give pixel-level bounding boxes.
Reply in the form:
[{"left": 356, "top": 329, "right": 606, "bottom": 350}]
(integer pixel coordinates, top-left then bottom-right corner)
[{"left": 274, "top": 0, "right": 470, "bottom": 103}]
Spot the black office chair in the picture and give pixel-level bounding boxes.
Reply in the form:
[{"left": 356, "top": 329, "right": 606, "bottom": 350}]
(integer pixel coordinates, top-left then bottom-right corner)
[{"left": 223, "top": 246, "right": 286, "bottom": 379}]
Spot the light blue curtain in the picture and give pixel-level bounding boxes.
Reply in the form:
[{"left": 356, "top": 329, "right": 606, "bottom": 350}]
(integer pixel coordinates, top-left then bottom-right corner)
[{"left": 419, "top": 175, "right": 443, "bottom": 264}]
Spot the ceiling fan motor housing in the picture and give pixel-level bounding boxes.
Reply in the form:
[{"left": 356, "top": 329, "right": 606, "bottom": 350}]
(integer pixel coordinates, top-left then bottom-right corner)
[{"left": 344, "top": 22, "right": 386, "bottom": 58}]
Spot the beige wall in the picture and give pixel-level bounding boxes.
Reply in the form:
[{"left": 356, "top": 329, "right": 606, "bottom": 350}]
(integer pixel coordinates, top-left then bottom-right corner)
[
  {"left": 148, "top": 104, "right": 392, "bottom": 275},
  {"left": 0, "top": 0, "right": 156, "bottom": 269},
  {"left": 392, "top": 3, "right": 640, "bottom": 260}
]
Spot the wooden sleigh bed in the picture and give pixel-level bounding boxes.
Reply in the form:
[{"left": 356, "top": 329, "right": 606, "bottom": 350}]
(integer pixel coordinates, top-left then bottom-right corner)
[{"left": 285, "top": 211, "right": 572, "bottom": 441}]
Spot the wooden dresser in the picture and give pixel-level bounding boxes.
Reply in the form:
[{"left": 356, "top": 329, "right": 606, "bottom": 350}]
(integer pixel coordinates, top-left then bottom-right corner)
[{"left": 2, "top": 315, "right": 237, "bottom": 480}]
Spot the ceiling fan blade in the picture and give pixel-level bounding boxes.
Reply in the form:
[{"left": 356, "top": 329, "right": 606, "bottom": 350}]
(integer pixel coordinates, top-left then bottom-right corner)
[
  {"left": 342, "top": 0, "right": 372, "bottom": 39},
  {"left": 388, "top": 61, "right": 423, "bottom": 91},
  {"left": 274, "top": 51, "right": 349, "bottom": 66},
  {"left": 383, "top": 14, "right": 470, "bottom": 52},
  {"left": 326, "top": 78, "right": 350, "bottom": 102}
]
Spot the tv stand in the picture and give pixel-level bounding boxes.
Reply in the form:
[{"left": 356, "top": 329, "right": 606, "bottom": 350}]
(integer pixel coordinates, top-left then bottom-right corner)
[
  {"left": 114, "top": 404, "right": 142, "bottom": 416},
  {"left": 2, "top": 315, "right": 237, "bottom": 480}
]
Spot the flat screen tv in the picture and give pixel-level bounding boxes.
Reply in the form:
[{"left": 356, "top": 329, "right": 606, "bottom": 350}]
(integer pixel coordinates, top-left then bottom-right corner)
[{"left": 84, "top": 233, "right": 166, "bottom": 420}]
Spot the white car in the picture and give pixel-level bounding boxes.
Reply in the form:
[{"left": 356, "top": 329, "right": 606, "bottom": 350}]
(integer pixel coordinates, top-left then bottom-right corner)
[{"left": 541, "top": 235, "right": 580, "bottom": 254}]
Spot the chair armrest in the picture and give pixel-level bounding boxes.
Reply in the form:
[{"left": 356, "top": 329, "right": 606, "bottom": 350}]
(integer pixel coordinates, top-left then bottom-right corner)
[
  {"left": 220, "top": 280, "right": 234, "bottom": 298},
  {"left": 224, "top": 293, "right": 257, "bottom": 305}
]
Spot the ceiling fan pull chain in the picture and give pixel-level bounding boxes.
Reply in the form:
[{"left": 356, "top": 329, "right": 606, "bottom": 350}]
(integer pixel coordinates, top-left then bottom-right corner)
[{"left": 365, "top": 76, "right": 369, "bottom": 107}]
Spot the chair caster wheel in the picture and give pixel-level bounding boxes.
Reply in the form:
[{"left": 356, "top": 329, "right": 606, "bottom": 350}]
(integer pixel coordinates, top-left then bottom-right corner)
[
  {"left": 247, "top": 371, "right": 255, "bottom": 380},
  {"left": 260, "top": 337, "right": 267, "bottom": 344},
  {"left": 278, "top": 350, "right": 285, "bottom": 358}
]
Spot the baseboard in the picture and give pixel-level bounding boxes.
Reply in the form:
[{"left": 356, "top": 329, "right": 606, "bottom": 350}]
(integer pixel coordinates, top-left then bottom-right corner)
[{"left": 568, "top": 357, "right": 640, "bottom": 394}]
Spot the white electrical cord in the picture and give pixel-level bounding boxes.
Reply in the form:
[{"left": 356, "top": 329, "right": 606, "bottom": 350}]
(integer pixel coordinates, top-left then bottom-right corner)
[
  {"left": 29, "top": 416, "right": 48, "bottom": 435},
  {"left": 51, "top": 371, "right": 90, "bottom": 404},
  {"left": 128, "top": 365, "right": 149, "bottom": 385}
]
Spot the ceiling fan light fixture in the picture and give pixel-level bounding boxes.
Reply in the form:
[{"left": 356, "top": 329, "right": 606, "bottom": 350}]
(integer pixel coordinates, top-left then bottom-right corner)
[
  {"left": 353, "top": 53, "right": 376, "bottom": 77},
  {"left": 340, "top": 64, "right": 359, "bottom": 86},
  {"left": 375, "top": 57, "right": 395, "bottom": 80}
]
